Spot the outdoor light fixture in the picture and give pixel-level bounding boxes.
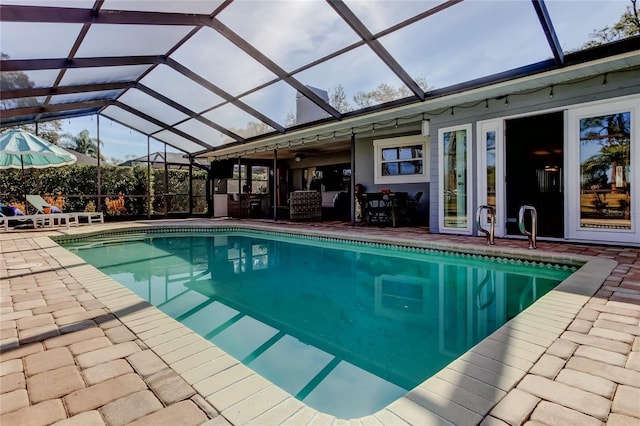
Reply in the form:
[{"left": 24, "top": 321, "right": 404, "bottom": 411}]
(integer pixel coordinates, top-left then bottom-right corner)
[
  {"left": 549, "top": 85, "right": 554, "bottom": 99},
  {"left": 602, "top": 73, "right": 608, "bottom": 87},
  {"left": 485, "top": 99, "right": 489, "bottom": 111},
  {"left": 421, "top": 119, "right": 430, "bottom": 137}
]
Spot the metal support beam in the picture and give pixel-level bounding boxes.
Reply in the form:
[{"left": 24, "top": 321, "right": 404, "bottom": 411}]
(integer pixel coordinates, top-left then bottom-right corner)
[
  {"left": 114, "top": 101, "right": 214, "bottom": 150},
  {"left": 531, "top": 0, "right": 564, "bottom": 66},
  {"left": 0, "top": 56, "right": 162, "bottom": 72},
  {"left": 328, "top": 0, "right": 425, "bottom": 101},
  {"left": 135, "top": 83, "right": 245, "bottom": 143},
  {"left": 2, "top": 82, "right": 133, "bottom": 100},
  {"left": 206, "top": 19, "right": 343, "bottom": 121}
]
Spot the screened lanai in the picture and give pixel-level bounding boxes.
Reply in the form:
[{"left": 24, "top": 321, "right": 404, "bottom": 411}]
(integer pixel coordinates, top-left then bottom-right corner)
[{"left": 1, "top": 0, "right": 639, "bottom": 221}]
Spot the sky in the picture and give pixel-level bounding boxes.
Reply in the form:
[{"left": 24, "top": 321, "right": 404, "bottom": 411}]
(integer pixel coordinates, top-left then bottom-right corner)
[
  {"left": 52, "top": 0, "right": 632, "bottom": 163},
  {"left": 62, "top": 115, "right": 179, "bottom": 163}
]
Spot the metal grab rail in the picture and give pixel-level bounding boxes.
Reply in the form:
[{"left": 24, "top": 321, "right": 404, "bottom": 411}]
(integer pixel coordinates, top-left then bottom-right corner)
[
  {"left": 476, "top": 205, "right": 496, "bottom": 245},
  {"left": 518, "top": 205, "right": 537, "bottom": 249}
]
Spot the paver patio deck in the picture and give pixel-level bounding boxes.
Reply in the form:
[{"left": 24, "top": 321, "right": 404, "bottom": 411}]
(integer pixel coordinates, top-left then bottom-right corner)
[{"left": 1, "top": 218, "right": 639, "bottom": 425}]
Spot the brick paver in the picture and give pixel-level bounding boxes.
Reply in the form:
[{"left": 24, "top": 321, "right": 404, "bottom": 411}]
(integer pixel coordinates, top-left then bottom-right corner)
[
  {"left": 51, "top": 411, "right": 106, "bottom": 426},
  {"left": 99, "top": 390, "right": 163, "bottom": 426},
  {"left": 529, "top": 401, "right": 602, "bottom": 426},
  {"left": 26, "top": 365, "right": 85, "bottom": 403},
  {"left": 75, "top": 341, "right": 141, "bottom": 369},
  {"left": 0, "top": 389, "right": 29, "bottom": 415},
  {"left": 146, "top": 368, "right": 196, "bottom": 404},
  {"left": 612, "top": 385, "right": 640, "bottom": 419},
  {"left": 1, "top": 220, "right": 639, "bottom": 425},
  {"left": 0, "top": 358, "right": 23, "bottom": 376},
  {"left": 128, "top": 400, "right": 208, "bottom": 426},
  {"left": 126, "top": 349, "right": 167, "bottom": 377},
  {"left": 0, "top": 371, "right": 25, "bottom": 393},
  {"left": 82, "top": 359, "right": 134, "bottom": 386},
  {"left": 24, "top": 347, "right": 74, "bottom": 376},
  {"left": 566, "top": 357, "right": 640, "bottom": 386},
  {"left": 0, "top": 399, "right": 67, "bottom": 426},
  {"left": 489, "top": 388, "right": 540, "bottom": 425},
  {"left": 63, "top": 373, "right": 147, "bottom": 416},
  {"left": 554, "top": 369, "right": 617, "bottom": 398}
]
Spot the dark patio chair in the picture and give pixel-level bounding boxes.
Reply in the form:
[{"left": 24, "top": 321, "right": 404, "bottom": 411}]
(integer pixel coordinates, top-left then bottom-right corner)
[{"left": 365, "top": 193, "right": 392, "bottom": 226}]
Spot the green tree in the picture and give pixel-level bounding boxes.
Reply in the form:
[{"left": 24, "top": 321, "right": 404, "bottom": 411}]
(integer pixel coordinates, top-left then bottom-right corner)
[
  {"left": 580, "top": 112, "right": 630, "bottom": 193},
  {"left": 583, "top": 0, "right": 640, "bottom": 48},
  {"left": 60, "top": 129, "right": 104, "bottom": 160},
  {"left": 0, "top": 53, "right": 37, "bottom": 110},
  {"left": 15, "top": 121, "right": 64, "bottom": 146}
]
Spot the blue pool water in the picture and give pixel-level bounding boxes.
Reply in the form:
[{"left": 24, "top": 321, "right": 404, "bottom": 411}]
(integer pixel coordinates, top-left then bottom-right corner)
[{"left": 63, "top": 231, "right": 573, "bottom": 418}]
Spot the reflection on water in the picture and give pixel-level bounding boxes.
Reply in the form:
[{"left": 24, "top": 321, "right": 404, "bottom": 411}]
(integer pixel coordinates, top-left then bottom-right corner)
[{"left": 66, "top": 233, "right": 572, "bottom": 418}]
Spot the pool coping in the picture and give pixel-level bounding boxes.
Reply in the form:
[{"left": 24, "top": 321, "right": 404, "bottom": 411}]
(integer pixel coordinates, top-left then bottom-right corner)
[{"left": 38, "top": 222, "right": 617, "bottom": 424}]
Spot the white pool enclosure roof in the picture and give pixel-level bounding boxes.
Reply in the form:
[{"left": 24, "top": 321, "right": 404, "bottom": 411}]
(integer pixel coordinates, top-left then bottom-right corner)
[{"left": 1, "top": 0, "right": 639, "bottom": 156}]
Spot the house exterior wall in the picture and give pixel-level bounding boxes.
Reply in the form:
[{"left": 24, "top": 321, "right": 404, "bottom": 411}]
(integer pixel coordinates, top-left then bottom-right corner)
[{"left": 351, "top": 67, "right": 639, "bottom": 241}]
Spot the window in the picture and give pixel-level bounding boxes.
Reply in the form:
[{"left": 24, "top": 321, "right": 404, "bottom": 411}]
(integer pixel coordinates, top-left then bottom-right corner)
[
  {"left": 251, "top": 165, "right": 269, "bottom": 194},
  {"left": 227, "top": 164, "right": 247, "bottom": 194},
  {"left": 373, "top": 135, "right": 429, "bottom": 184}
]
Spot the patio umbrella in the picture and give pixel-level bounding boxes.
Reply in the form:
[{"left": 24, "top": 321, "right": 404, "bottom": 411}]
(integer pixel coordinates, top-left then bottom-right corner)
[
  {"left": 0, "top": 128, "right": 77, "bottom": 169},
  {"left": 0, "top": 128, "right": 77, "bottom": 208}
]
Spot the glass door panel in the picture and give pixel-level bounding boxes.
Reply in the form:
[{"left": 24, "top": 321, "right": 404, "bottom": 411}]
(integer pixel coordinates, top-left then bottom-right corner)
[
  {"left": 477, "top": 120, "right": 504, "bottom": 237},
  {"left": 567, "top": 96, "right": 639, "bottom": 244},
  {"left": 439, "top": 125, "right": 472, "bottom": 233},
  {"left": 579, "top": 112, "right": 631, "bottom": 230}
]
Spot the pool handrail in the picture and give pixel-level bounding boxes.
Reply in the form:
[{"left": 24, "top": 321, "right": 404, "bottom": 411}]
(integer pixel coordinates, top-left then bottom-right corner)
[
  {"left": 476, "top": 205, "right": 496, "bottom": 245},
  {"left": 518, "top": 204, "right": 538, "bottom": 249}
]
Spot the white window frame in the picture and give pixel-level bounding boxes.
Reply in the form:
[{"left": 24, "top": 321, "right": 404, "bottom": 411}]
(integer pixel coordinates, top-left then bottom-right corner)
[
  {"left": 567, "top": 95, "right": 639, "bottom": 244},
  {"left": 476, "top": 119, "right": 505, "bottom": 237},
  {"left": 373, "top": 135, "right": 429, "bottom": 184},
  {"left": 438, "top": 123, "right": 473, "bottom": 234}
]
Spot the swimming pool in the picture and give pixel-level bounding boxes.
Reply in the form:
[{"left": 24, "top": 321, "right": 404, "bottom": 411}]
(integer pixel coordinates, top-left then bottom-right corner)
[{"left": 62, "top": 229, "right": 574, "bottom": 418}]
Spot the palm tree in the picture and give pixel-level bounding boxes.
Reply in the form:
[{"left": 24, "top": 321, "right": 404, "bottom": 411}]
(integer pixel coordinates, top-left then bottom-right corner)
[
  {"left": 61, "top": 129, "right": 103, "bottom": 160},
  {"left": 580, "top": 112, "right": 630, "bottom": 194}
]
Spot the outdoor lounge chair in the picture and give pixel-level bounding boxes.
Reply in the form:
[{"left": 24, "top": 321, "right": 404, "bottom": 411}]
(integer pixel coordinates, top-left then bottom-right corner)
[
  {"left": 26, "top": 194, "right": 102, "bottom": 226},
  {"left": 1, "top": 207, "right": 73, "bottom": 231}
]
